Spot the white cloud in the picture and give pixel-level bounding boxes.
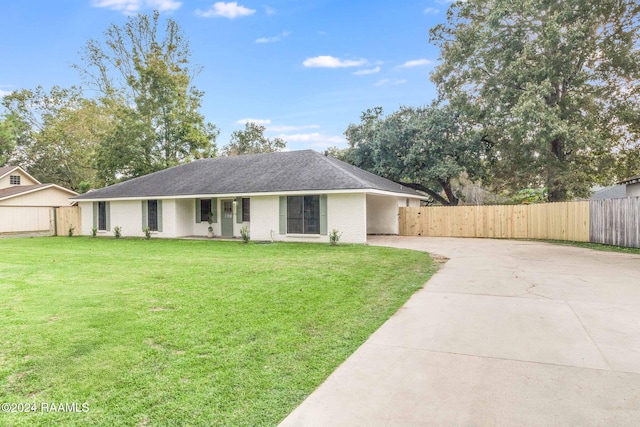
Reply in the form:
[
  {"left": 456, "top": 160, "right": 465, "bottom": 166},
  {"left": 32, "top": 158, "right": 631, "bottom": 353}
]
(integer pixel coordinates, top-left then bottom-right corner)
[
  {"left": 400, "top": 59, "right": 433, "bottom": 68},
  {"left": 196, "top": 2, "right": 255, "bottom": 18},
  {"left": 265, "top": 6, "right": 276, "bottom": 15},
  {"left": 374, "top": 79, "right": 408, "bottom": 87},
  {"left": 255, "top": 31, "right": 290, "bottom": 44},
  {"left": 91, "top": 0, "right": 181, "bottom": 13},
  {"left": 277, "top": 132, "right": 346, "bottom": 148},
  {"left": 303, "top": 56, "right": 367, "bottom": 68},
  {"left": 423, "top": 7, "right": 440, "bottom": 14},
  {"left": 352, "top": 66, "right": 381, "bottom": 76},
  {"left": 235, "top": 118, "right": 271, "bottom": 126}
]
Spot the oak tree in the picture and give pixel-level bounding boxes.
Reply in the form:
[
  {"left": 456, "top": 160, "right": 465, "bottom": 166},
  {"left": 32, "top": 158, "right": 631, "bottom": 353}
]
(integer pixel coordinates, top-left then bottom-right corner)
[{"left": 430, "top": 0, "right": 640, "bottom": 200}]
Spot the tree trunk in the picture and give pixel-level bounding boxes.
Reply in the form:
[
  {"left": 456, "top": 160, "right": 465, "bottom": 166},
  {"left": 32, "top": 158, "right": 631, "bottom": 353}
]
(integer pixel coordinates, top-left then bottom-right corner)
[
  {"left": 399, "top": 182, "right": 455, "bottom": 206},
  {"left": 547, "top": 138, "right": 569, "bottom": 202},
  {"left": 441, "top": 180, "right": 459, "bottom": 206}
]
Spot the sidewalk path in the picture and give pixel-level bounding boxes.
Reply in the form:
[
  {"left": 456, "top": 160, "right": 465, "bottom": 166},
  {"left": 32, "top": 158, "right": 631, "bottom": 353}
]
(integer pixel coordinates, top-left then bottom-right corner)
[{"left": 280, "top": 237, "right": 640, "bottom": 426}]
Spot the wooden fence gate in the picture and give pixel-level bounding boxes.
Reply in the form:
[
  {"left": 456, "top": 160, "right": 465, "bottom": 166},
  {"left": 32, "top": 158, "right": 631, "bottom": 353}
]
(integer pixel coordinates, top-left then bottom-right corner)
[{"left": 54, "top": 206, "right": 82, "bottom": 236}]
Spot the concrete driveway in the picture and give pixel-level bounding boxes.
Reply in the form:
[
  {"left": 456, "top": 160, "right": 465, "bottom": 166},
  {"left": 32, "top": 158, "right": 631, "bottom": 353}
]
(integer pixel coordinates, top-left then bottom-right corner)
[{"left": 280, "top": 237, "right": 640, "bottom": 426}]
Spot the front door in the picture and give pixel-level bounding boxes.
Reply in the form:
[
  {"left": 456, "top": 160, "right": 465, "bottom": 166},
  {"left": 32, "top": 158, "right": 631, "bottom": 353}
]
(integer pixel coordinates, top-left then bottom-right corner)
[{"left": 221, "top": 199, "right": 233, "bottom": 237}]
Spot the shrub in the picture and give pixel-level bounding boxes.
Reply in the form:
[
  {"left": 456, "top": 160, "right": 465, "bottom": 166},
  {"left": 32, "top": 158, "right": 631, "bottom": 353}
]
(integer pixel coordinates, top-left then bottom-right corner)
[
  {"left": 143, "top": 226, "right": 151, "bottom": 240},
  {"left": 68, "top": 225, "right": 75, "bottom": 237},
  {"left": 91, "top": 227, "right": 97, "bottom": 237},
  {"left": 329, "top": 229, "right": 342, "bottom": 246},
  {"left": 240, "top": 226, "right": 250, "bottom": 244},
  {"left": 114, "top": 226, "right": 122, "bottom": 239}
]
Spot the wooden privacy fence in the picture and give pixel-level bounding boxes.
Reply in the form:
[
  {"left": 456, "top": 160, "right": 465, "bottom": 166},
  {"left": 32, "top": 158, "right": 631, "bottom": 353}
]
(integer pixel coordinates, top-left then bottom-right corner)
[
  {"left": 590, "top": 197, "right": 640, "bottom": 248},
  {"left": 399, "top": 201, "right": 590, "bottom": 242},
  {"left": 0, "top": 205, "right": 81, "bottom": 236}
]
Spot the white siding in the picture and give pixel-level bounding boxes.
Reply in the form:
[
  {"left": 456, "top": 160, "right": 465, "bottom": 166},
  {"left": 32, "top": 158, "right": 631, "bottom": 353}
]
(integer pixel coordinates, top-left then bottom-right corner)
[
  {"left": 366, "top": 194, "right": 419, "bottom": 235},
  {"left": 0, "top": 169, "right": 38, "bottom": 189},
  {"left": 0, "top": 206, "right": 52, "bottom": 233},
  {"left": 627, "top": 182, "right": 640, "bottom": 197},
  {"left": 0, "top": 187, "right": 74, "bottom": 207}
]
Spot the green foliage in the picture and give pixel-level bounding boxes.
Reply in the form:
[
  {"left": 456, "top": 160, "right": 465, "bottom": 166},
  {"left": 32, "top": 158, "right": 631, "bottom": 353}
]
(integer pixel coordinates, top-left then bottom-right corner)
[
  {"left": 76, "top": 11, "right": 218, "bottom": 184},
  {"left": 1, "top": 86, "right": 101, "bottom": 190},
  {"left": 142, "top": 226, "right": 151, "bottom": 240},
  {"left": 240, "top": 226, "right": 250, "bottom": 243},
  {"left": 91, "top": 227, "right": 97, "bottom": 237},
  {"left": 329, "top": 229, "right": 342, "bottom": 246},
  {"left": 67, "top": 225, "right": 75, "bottom": 237},
  {"left": 509, "top": 188, "right": 548, "bottom": 205},
  {"left": 430, "top": 0, "right": 640, "bottom": 201},
  {"left": 114, "top": 226, "right": 122, "bottom": 239},
  {"left": 78, "top": 182, "right": 91, "bottom": 194},
  {"left": 344, "top": 105, "right": 492, "bottom": 205},
  {"left": 222, "top": 122, "right": 286, "bottom": 156},
  {"left": 323, "top": 146, "right": 349, "bottom": 162},
  {"left": 0, "top": 115, "right": 18, "bottom": 165},
  {"left": 0, "top": 238, "right": 435, "bottom": 426}
]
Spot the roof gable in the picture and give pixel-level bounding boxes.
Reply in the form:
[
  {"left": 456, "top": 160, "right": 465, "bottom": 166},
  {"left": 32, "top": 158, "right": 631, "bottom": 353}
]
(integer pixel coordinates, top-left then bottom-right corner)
[
  {"left": 0, "top": 166, "right": 41, "bottom": 186},
  {"left": 0, "top": 184, "right": 77, "bottom": 201},
  {"left": 74, "top": 150, "right": 424, "bottom": 200}
]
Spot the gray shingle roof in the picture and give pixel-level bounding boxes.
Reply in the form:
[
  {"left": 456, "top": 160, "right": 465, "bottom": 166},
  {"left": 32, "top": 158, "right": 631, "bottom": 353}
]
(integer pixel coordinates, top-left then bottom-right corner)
[
  {"left": 0, "top": 165, "right": 18, "bottom": 179},
  {"left": 73, "top": 150, "right": 424, "bottom": 200},
  {"left": 590, "top": 185, "right": 627, "bottom": 200}
]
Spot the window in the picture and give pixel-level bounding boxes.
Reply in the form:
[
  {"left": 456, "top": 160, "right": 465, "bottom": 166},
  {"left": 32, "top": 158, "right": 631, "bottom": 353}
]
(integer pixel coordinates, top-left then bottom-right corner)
[
  {"left": 242, "top": 198, "right": 250, "bottom": 222},
  {"left": 98, "top": 201, "right": 107, "bottom": 231},
  {"left": 200, "top": 199, "right": 211, "bottom": 222},
  {"left": 148, "top": 200, "right": 158, "bottom": 231},
  {"left": 287, "top": 195, "right": 320, "bottom": 234},
  {"left": 142, "top": 200, "right": 162, "bottom": 232},
  {"left": 9, "top": 175, "right": 20, "bottom": 185}
]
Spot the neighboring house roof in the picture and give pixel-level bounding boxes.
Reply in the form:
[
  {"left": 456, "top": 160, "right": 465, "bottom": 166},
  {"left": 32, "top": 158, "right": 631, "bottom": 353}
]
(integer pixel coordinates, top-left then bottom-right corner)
[
  {"left": 74, "top": 150, "right": 425, "bottom": 200},
  {"left": 0, "top": 165, "right": 15, "bottom": 178},
  {"left": 590, "top": 184, "right": 627, "bottom": 201},
  {"left": 0, "top": 184, "right": 77, "bottom": 201},
  {"left": 619, "top": 174, "right": 640, "bottom": 185},
  {"left": 0, "top": 165, "right": 41, "bottom": 184}
]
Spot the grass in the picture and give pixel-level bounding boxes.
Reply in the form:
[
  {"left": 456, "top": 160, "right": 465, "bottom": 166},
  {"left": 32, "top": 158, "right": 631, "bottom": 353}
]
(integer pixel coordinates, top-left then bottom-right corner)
[
  {"left": 535, "top": 239, "right": 640, "bottom": 255},
  {"left": 0, "top": 237, "right": 436, "bottom": 426}
]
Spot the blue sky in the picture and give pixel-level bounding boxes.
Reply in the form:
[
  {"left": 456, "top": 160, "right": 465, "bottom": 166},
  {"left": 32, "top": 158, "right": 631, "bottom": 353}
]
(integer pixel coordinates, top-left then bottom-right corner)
[{"left": 0, "top": 0, "right": 448, "bottom": 151}]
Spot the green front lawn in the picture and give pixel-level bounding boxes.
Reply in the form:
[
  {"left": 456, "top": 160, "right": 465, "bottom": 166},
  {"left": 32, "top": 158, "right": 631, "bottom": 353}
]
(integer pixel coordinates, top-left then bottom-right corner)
[{"left": 0, "top": 238, "right": 435, "bottom": 426}]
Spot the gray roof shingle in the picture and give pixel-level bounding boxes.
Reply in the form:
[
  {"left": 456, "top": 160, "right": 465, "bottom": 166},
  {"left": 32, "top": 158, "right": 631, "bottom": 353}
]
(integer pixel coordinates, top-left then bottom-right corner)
[
  {"left": 590, "top": 185, "right": 627, "bottom": 200},
  {"left": 73, "top": 150, "right": 424, "bottom": 200},
  {"left": 0, "top": 165, "right": 18, "bottom": 179}
]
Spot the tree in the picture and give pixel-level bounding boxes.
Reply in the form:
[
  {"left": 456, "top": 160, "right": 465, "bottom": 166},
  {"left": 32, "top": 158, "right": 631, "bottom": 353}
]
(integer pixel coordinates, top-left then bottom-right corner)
[
  {"left": 1, "top": 86, "right": 102, "bottom": 190},
  {"left": 430, "top": 0, "right": 640, "bottom": 201},
  {"left": 222, "top": 122, "right": 286, "bottom": 156},
  {"left": 0, "top": 115, "right": 18, "bottom": 166},
  {"left": 75, "top": 11, "right": 218, "bottom": 182},
  {"left": 344, "top": 105, "right": 492, "bottom": 205}
]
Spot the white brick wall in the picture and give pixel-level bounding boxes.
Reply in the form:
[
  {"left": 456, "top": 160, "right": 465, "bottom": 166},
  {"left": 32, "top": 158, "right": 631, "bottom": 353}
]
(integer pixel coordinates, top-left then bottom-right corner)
[
  {"left": 79, "top": 199, "right": 178, "bottom": 238},
  {"left": 77, "top": 192, "right": 406, "bottom": 243},
  {"left": 246, "top": 193, "right": 367, "bottom": 243}
]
